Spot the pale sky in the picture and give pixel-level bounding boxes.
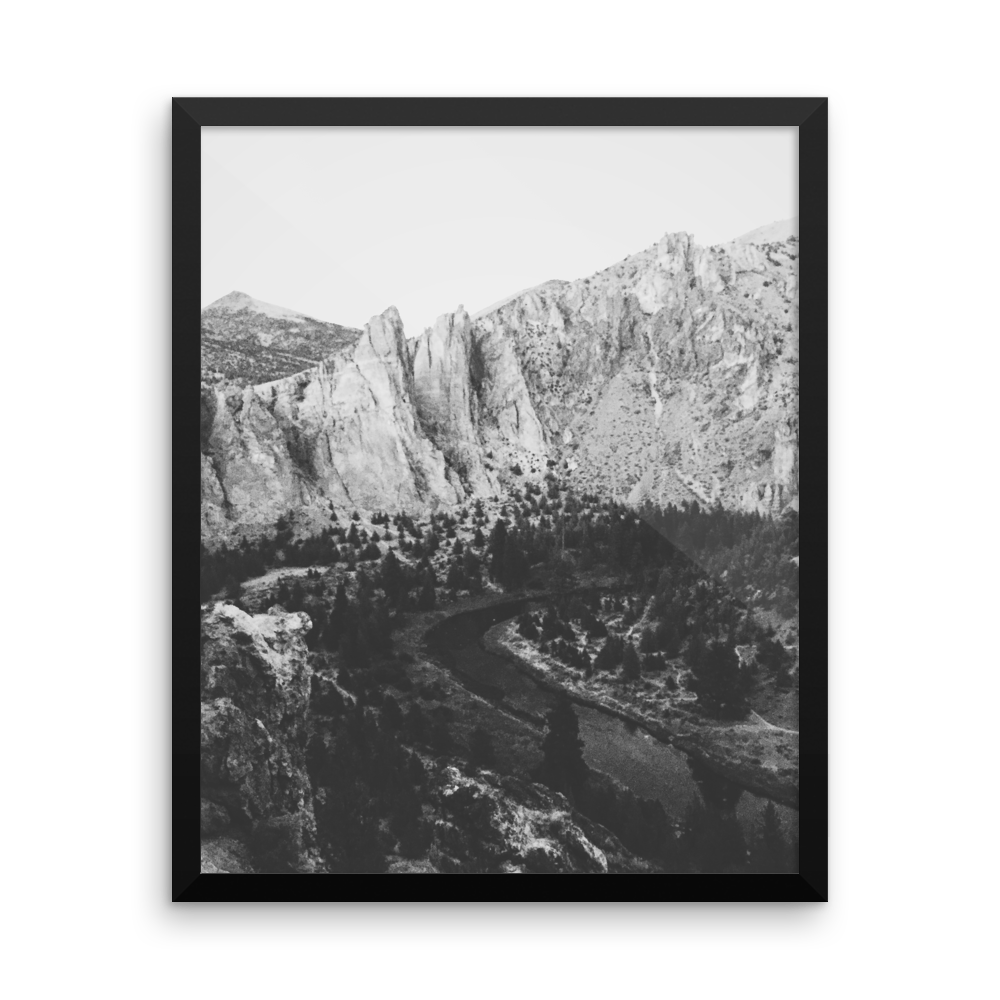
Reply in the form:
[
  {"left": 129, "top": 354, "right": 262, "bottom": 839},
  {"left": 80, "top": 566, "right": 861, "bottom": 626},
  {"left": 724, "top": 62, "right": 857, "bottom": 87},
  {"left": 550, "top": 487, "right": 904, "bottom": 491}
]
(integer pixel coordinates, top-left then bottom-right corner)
[{"left": 202, "top": 126, "right": 797, "bottom": 336}]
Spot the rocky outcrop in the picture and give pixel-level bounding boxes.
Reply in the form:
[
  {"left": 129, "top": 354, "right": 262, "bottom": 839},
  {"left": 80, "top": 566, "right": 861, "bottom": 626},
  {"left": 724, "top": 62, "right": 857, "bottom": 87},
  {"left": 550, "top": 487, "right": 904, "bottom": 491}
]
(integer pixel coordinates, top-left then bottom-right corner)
[
  {"left": 201, "top": 307, "right": 463, "bottom": 543},
  {"left": 421, "top": 765, "right": 655, "bottom": 874},
  {"left": 409, "top": 307, "right": 548, "bottom": 493},
  {"left": 466, "top": 230, "right": 799, "bottom": 513},
  {"left": 404, "top": 226, "right": 799, "bottom": 514},
  {"left": 200, "top": 602, "right": 324, "bottom": 873},
  {"left": 201, "top": 223, "right": 798, "bottom": 543}
]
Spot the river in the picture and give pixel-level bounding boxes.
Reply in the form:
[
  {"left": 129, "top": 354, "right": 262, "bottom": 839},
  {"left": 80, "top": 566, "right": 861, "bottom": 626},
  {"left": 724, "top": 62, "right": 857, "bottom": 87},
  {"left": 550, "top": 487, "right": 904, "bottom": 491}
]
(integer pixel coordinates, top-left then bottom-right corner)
[{"left": 425, "top": 597, "right": 798, "bottom": 851}]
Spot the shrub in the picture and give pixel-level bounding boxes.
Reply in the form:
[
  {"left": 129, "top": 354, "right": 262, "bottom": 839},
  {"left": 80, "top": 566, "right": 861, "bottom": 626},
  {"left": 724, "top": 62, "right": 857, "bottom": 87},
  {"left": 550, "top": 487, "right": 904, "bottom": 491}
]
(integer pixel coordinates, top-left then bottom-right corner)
[
  {"left": 688, "top": 641, "right": 751, "bottom": 720},
  {"left": 757, "top": 637, "right": 787, "bottom": 671},
  {"left": 517, "top": 613, "right": 539, "bottom": 640}
]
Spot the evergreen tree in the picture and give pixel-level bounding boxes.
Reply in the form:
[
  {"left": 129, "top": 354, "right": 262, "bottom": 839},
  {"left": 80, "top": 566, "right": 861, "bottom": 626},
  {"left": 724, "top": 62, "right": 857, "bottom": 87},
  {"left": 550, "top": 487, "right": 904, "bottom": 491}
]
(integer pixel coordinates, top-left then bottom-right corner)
[
  {"left": 594, "top": 635, "right": 624, "bottom": 672},
  {"left": 321, "top": 581, "right": 351, "bottom": 651},
  {"left": 500, "top": 539, "right": 529, "bottom": 590},
  {"left": 417, "top": 579, "right": 436, "bottom": 610},
  {"left": 378, "top": 549, "right": 403, "bottom": 604},
  {"left": 622, "top": 641, "right": 641, "bottom": 681},
  {"left": 488, "top": 519, "right": 508, "bottom": 580},
  {"left": 689, "top": 640, "right": 751, "bottom": 719},
  {"left": 462, "top": 547, "right": 480, "bottom": 578},
  {"left": 533, "top": 694, "right": 589, "bottom": 804},
  {"left": 446, "top": 561, "right": 466, "bottom": 590}
]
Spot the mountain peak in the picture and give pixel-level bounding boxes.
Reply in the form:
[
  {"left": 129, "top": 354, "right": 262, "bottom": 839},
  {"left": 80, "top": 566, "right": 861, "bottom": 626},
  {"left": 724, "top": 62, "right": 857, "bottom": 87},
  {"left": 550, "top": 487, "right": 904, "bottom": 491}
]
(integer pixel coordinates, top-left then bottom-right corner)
[{"left": 204, "top": 291, "right": 308, "bottom": 321}]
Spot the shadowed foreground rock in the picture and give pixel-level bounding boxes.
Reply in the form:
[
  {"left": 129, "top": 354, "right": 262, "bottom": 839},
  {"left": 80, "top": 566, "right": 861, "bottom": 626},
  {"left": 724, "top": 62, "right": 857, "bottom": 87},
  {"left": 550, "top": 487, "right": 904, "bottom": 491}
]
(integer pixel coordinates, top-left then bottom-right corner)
[
  {"left": 200, "top": 602, "right": 325, "bottom": 873},
  {"left": 421, "top": 766, "right": 655, "bottom": 874}
]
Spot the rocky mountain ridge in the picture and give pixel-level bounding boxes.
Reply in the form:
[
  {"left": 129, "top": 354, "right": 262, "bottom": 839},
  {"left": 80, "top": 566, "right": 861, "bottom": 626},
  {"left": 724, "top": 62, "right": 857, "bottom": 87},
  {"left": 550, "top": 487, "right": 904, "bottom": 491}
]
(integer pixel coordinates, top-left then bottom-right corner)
[
  {"left": 201, "top": 291, "right": 362, "bottom": 386},
  {"left": 200, "top": 222, "right": 798, "bottom": 543}
]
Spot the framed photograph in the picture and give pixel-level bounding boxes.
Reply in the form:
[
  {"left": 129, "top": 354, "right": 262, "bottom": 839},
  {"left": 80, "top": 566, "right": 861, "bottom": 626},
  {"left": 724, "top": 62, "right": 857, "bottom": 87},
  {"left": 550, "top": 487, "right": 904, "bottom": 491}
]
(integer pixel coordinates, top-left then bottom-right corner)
[{"left": 174, "top": 98, "right": 827, "bottom": 899}]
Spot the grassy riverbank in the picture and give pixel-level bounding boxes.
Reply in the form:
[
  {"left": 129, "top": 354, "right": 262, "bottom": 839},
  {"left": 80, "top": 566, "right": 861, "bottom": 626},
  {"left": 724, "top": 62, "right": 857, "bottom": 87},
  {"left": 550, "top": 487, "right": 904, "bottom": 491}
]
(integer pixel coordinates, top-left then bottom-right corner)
[{"left": 485, "top": 619, "right": 799, "bottom": 808}]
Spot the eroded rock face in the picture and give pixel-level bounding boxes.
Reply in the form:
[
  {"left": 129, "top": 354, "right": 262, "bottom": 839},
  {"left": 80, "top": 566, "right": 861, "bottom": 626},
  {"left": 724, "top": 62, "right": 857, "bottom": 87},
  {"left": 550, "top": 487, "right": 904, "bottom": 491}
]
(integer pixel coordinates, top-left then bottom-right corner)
[
  {"left": 464, "top": 230, "right": 799, "bottom": 513},
  {"left": 200, "top": 225, "right": 798, "bottom": 543},
  {"left": 200, "top": 603, "right": 323, "bottom": 872},
  {"left": 201, "top": 307, "right": 462, "bottom": 543},
  {"left": 409, "top": 307, "right": 548, "bottom": 494}
]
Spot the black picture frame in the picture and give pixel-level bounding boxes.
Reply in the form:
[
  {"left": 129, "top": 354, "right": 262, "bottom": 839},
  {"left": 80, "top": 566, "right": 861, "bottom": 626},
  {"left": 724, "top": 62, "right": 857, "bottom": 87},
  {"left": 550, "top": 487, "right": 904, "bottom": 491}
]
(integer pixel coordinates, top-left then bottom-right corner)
[{"left": 171, "top": 97, "right": 828, "bottom": 902}]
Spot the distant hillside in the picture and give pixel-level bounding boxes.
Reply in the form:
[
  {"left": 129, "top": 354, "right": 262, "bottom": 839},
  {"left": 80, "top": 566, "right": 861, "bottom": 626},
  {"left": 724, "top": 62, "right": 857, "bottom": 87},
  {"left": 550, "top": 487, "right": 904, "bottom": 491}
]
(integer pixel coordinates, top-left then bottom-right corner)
[
  {"left": 732, "top": 218, "right": 798, "bottom": 246},
  {"left": 201, "top": 291, "right": 361, "bottom": 386}
]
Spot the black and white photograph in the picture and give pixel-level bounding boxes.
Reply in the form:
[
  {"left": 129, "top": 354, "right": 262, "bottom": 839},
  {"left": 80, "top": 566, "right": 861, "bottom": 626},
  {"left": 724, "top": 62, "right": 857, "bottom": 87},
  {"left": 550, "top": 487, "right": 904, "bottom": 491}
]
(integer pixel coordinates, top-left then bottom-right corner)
[{"left": 187, "top": 112, "right": 820, "bottom": 883}]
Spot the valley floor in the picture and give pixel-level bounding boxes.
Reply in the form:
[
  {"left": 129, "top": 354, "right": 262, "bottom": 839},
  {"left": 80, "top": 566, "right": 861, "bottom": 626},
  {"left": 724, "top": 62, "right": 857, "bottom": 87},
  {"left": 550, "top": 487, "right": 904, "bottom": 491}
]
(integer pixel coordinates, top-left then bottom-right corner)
[{"left": 483, "top": 617, "right": 799, "bottom": 809}]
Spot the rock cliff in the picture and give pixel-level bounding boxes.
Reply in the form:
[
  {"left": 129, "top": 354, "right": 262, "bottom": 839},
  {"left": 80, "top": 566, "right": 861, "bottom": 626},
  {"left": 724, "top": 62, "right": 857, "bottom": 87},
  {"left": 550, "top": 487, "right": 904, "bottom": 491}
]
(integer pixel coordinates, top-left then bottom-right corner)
[
  {"left": 200, "top": 222, "right": 798, "bottom": 542},
  {"left": 451, "top": 227, "right": 799, "bottom": 513},
  {"left": 200, "top": 602, "right": 325, "bottom": 873},
  {"left": 201, "top": 307, "right": 463, "bottom": 543}
]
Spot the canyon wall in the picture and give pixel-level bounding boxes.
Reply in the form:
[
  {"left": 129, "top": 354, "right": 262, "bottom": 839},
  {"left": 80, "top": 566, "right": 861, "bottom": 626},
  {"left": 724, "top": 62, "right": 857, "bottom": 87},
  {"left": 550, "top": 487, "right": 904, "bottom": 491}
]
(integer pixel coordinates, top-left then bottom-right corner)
[{"left": 201, "top": 226, "right": 799, "bottom": 543}]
